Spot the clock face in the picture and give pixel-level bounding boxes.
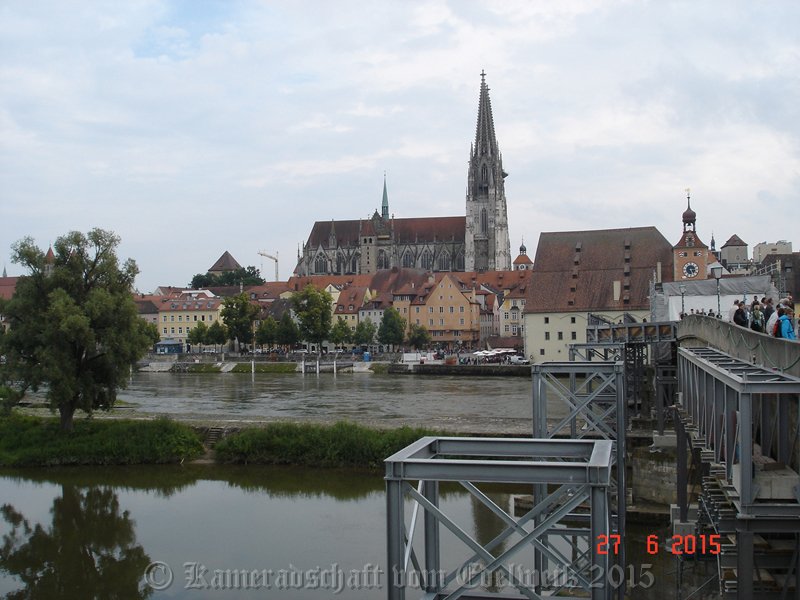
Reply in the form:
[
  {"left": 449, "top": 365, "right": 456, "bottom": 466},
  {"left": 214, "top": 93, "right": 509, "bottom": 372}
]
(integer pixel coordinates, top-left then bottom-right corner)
[{"left": 683, "top": 262, "right": 699, "bottom": 278}]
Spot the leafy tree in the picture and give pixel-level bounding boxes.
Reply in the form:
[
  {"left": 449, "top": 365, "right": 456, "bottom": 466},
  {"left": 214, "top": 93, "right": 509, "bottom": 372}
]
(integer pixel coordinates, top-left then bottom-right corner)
[
  {"left": 220, "top": 293, "right": 258, "bottom": 351},
  {"left": 187, "top": 321, "right": 208, "bottom": 349},
  {"left": 206, "top": 320, "right": 228, "bottom": 351},
  {"left": 142, "top": 322, "right": 160, "bottom": 346},
  {"left": 276, "top": 312, "right": 300, "bottom": 350},
  {"left": 255, "top": 316, "right": 278, "bottom": 349},
  {"left": 290, "top": 285, "right": 333, "bottom": 353},
  {"left": 0, "top": 229, "right": 152, "bottom": 432},
  {"left": 377, "top": 307, "right": 406, "bottom": 350},
  {"left": 407, "top": 323, "right": 432, "bottom": 350},
  {"left": 0, "top": 485, "right": 152, "bottom": 599},
  {"left": 353, "top": 319, "right": 377, "bottom": 346},
  {"left": 190, "top": 266, "right": 264, "bottom": 289},
  {"left": 329, "top": 317, "right": 353, "bottom": 348}
]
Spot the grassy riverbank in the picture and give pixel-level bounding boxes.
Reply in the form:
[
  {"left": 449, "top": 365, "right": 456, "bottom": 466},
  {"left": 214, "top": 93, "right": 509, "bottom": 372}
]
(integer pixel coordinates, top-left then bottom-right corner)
[
  {"left": 0, "top": 415, "right": 204, "bottom": 467},
  {"left": 229, "top": 363, "right": 298, "bottom": 374},
  {"left": 214, "top": 421, "right": 437, "bottom": 468}
]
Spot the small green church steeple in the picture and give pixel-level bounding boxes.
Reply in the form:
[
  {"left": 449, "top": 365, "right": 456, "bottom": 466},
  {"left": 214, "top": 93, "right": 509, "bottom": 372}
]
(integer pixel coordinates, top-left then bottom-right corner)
[{"left": 381, "top": 172, "right": 389, "bottom": 219}]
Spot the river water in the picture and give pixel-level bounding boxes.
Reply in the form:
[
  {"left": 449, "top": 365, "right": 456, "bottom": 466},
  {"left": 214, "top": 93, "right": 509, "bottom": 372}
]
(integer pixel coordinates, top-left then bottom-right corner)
[
  {"left": 2, "top": 373, "right": 716, "bottom": 598},
  {"left": 0, "top": 465, "right": 708, "bottom": 600},
  {"left": 116, "top": 372, "right": 536, "bottom": 434}
]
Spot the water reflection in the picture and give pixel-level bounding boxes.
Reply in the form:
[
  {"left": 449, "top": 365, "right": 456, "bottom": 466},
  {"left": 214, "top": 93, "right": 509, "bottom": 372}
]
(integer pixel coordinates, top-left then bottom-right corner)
[{"left": 1, "top": 485, "right": 152, "bottom": 599}]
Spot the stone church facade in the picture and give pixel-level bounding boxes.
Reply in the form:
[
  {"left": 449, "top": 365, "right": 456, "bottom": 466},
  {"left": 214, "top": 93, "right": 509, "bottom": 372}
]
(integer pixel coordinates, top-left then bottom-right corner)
[{"left": 296, "top": 72, "right": 511, "bottom": 277}]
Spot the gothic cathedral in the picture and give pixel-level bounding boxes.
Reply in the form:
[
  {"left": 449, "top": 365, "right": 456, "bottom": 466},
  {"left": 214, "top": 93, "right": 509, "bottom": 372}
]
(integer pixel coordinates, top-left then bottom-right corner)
[{"left": 296, "top": 72, "right": 511, "bottom": 276}]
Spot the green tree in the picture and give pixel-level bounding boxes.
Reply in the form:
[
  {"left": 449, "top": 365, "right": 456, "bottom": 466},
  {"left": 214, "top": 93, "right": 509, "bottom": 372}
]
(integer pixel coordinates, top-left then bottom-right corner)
[
  {"left": 0, "top": 229, "right": 151, "bottom": 432},
  {"left": 329, "top": 317, "right": 353, "bottom": 348},
  {"left": 142, "top": 321, "right": 160, "bottom": 346},
  {"left": 290, "top": 285, "right": 333, "bottom": 354},
  {"left": 407, "top": 323, "right": 432, "bottom": 350},
  {"left": 190, "top": 266, "right": 265, "bottom": 289},
  {"left": 276, "top": 312, "right": 299, "bottom": 350},
  {"left": 377, "top": 307, "right": 406, "bottom": 350},
  {"left": 255, "top": 316, "right": 278, "bottom": 349},
  {"left": 353, "top": 319, "right": 377, "bottom": 346},
  {"left": 206, "top": 320, "right": 228, "bottom": 351},
  {"left": 220, "top": 293, "right": 258, "bottom": 351},
  {"left": 187, "top": 321, "right": 208, "bottom": 350}
]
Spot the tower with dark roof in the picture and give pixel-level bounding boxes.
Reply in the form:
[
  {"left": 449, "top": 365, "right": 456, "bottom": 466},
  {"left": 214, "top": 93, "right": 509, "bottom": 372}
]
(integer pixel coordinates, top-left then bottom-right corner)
[
  {"left": 673, "top": 190, "right": 711, "bottom": 280},
  {"left": 465, "top": 71, "right": 511, "bottom": 272}
]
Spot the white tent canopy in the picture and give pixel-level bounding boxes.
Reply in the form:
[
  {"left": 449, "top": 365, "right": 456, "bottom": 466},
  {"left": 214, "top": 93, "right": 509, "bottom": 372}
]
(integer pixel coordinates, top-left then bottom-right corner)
[{"left": 651, "top": 275, "right": 778, "bottom": 322}]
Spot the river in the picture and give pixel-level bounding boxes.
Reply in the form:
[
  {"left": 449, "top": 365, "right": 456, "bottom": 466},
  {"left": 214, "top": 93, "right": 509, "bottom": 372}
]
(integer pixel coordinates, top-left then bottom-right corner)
[{"left": 0, "top": 465, "right": 711, "bottom": 599}]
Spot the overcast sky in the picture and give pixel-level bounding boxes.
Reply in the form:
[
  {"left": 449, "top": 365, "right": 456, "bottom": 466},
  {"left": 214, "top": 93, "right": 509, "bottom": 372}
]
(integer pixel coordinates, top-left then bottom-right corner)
[{"left": 1, "top": 1, "right": 798, "bottom": 291}]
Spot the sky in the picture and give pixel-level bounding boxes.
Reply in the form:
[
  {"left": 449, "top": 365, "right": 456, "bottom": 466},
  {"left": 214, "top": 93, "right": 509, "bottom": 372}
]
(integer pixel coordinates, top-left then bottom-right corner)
[{"left": 1, "top": 1, "right": 798, "bottom": 292}]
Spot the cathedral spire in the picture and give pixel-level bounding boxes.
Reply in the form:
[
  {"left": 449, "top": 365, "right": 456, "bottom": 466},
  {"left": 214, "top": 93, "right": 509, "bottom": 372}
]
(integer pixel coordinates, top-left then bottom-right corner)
[
  {"left": 381, "top": 172, "right": 389, "bottom": 219},
  {"left": 474, "top": 69, "right": 498, "bottom": 159}
]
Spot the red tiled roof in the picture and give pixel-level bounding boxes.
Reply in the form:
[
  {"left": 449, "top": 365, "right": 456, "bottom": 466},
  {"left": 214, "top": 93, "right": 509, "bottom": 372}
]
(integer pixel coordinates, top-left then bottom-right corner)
[
  {"left": 0, "top": 276, "right": 19, "bottom": 300},
  {"left": 525, "top": 227, "right": 673, "bottom": 313},
  {"left": 305, "top": 216, "right": 465, "bottom": 248},
  {"left": 513, "top": 254, "right": 533, "bottom": 265},
  {"left": 722, "top": 234, "right": 747, "bottom": 248},
  {"left": 208, "top": 251, "right": 242, "bottom": 273},
  {"left": 674, "top": 231, "right": 708, "bottom": 249}
]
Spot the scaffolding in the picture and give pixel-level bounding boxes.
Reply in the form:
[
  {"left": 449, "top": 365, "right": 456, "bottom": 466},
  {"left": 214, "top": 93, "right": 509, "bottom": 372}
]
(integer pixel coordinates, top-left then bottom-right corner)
[
  {"left": 676, "top": 346, "right": 800, "bottom": 598},
  {"left": 531, "top": 362, "right": 626, "bottom": 598},
  {"left": 385, "top": 437, "right": 614, "bottom": 600}
]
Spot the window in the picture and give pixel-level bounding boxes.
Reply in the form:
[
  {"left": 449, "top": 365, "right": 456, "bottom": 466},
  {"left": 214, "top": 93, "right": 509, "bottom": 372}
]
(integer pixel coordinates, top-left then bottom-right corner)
[
  {"left": 429, "top": 307, "right": 434, "bottom": 313},
  {"left": 162, "top": 315, "right": 167, "bottom": 322},
  {"left": 460, "top": 318, "right": 464, "bottom": 325},
  {"left": 162, "top": 327, "right": 167, "bottom": 334},
  {"left": 420, "top": 249, "right": 433, "bottom": 270},
  {"left": 201, "top": 315, "right": 205, "bottom": 321},
  {"left": 403, "top": 308, "right": 407, "bottom": 314},
  {"left": 402, "top": 251, "right": 414, "bottom": 268},
  {"left": 315, "top": 255, "right": 327, "bottom": 274},
  {"left": 460, "top": 306, "right": 464, "bottom": 313},
  {"left": 439, "top": 306, "right": 444, "bottom": 313},
  {"left": 415, "top": 319, "right": 419, "bottom": 325},
  {"left": 512, "top": 325, "right": 517, "bottom": 335},
  {"left": 437, "top": 252, "right": 450, "bottom": 271},
  {"left": 570, "top": 317, "right": 576, "bottom": 324},
  {"left": 170, "top": 315, "right": 175, "bottom": 322},
  {"left": 544, "top": 317, "right": 549, "bottom": 324},
  {"left": 415, "top": 307, "right": 420, "bottom": 313},
  {"left": 558, "top": 332, "right": 563, "bottom": 340},
  {"left": 377, "top": 249, "right": 389, "bottom": 270},
  {"left": 480, "top": 208, "right": 488, "bottom": 234},
  {"left": 439, "top": 319, "right": 444, "bottom": 325},
  {"left": 429, "top": 319, "right": 434, "bottom": 326},
  {"left": 504, "top": 325, "right": 509, "bottom": 332},
  {"left": 545, "top": 332, "right": 550, "bottom": 340},
  {"left": 170, "top": 327, "right": 175, "bottom": 334},
  {"left": 540, "top": 349, "right": 545, "bottom": 356},
  {"left": 571, "top": 331, "right": 577, "bottom": 340},
  {"left": 504, "top": 312, "right": 509, "bottom": 319}
]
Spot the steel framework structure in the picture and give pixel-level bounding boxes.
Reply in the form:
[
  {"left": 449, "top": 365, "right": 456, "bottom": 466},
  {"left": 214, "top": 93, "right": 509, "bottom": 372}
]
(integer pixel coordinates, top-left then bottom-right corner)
[
  {"left": 385, "top": 437, "right": 614, "bottom": 600},
  {"left": 676, "top": 346, "right": 800, "bottom": 599},
  {"left": 531, "top": 362, "right": 626, "bottom": 598}
]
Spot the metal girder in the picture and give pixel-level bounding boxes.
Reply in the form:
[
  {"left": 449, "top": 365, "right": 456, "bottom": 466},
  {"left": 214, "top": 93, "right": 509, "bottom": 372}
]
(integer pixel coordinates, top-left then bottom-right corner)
[
  {"left": 677, "top": 346, "right": 800, "bottom": 600},
  {"left": 385, "top": 437, "right": 614, "bottom": 600}
]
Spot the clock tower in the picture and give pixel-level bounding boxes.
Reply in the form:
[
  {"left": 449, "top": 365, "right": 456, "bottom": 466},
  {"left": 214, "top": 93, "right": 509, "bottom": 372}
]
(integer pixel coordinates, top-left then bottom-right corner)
[{"left": 673, "top": 190, "right": 711, "bottom": 280}]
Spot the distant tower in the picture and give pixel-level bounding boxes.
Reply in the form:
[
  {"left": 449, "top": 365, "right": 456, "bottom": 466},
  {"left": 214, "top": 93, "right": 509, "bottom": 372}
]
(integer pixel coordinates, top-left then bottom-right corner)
[
  {"left": 513, "top": 238, "right": 533, "bottom": 271},
  {"left": 673, "top": 189, "right": 711, "bottom": 280},
  {"left": 44, "top": 246, "right": 55, "bottom": 278},
  {"left": 465, "top": 71, "right": 511, "bottom": 271},
  {"left": 381, "top": 173, "right": 389, "bottom": 219}
]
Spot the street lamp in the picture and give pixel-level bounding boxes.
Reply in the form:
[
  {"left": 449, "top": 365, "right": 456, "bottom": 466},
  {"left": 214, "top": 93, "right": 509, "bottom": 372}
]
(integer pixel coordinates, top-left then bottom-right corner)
[
  {"left": 712, "top": 266, "right": 723, "bottom": 318},
  {"left": 679, "top": 284, "right": 686, "bottom": 318}
]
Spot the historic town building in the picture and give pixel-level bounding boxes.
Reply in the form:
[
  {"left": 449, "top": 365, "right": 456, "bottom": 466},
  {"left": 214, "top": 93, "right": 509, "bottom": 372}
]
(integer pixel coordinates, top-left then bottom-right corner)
[
  {"left": 295, "top": 72, "right": 510, "bottom": 276},
  {"left": 673, "top": 192, "right": 712, "bottom": 280}
]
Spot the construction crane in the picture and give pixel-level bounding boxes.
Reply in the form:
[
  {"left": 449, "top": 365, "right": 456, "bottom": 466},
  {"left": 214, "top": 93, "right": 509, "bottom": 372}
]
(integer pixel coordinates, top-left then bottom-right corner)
[{"left": 257, "top": 251, "right": 279, "bottom": 281}]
